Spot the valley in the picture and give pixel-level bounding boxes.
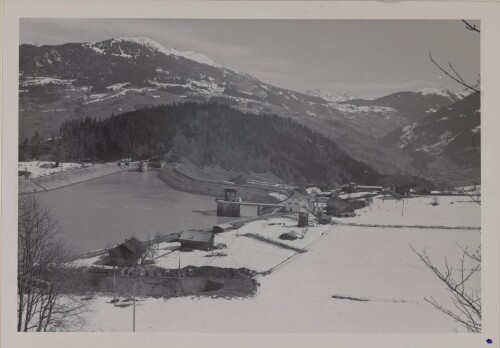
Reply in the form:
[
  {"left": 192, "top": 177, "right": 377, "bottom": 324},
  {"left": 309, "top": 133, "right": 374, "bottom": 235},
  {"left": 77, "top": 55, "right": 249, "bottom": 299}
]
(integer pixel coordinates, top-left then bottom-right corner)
[
  {"left": 13, "top": 18, "right": 485, "bottom": 337},
  {"left": 19, "top": 38, "right": 480, "bottom": 185}
]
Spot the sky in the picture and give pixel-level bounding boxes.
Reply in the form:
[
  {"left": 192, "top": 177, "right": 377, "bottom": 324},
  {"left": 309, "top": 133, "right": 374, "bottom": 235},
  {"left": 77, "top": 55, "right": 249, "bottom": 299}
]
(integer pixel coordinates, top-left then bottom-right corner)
[{"left": 20, "top": 19, "right": 480, "bottom": 99}]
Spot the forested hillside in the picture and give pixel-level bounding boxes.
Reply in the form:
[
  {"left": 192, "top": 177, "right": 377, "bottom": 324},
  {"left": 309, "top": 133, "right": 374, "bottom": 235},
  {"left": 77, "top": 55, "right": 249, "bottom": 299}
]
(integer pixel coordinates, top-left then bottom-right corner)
[{"left": 47, "top": 102, "right": 387, "bottom": 186}]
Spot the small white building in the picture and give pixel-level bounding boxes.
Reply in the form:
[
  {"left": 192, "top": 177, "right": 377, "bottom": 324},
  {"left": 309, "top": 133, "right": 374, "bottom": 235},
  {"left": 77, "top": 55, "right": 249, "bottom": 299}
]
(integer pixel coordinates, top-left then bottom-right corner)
[{"left": 284, "top": 191, "right": 315, "bottom": 213}]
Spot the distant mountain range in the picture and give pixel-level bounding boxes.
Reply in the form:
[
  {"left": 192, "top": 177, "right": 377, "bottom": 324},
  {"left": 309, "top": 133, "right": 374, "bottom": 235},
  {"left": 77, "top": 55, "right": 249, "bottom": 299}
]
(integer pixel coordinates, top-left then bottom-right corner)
[
  {"left": 19, "top": 38, "right": 480, "bottom": 184},
  {"left": 341, "top": 88, "right": 467, "bottom": 123},
  {"left": 304, "top": 89, "right": 358, "bottom": 103},
  {"left": 380, "top": 92, "right": 480, "bottom": 183}
]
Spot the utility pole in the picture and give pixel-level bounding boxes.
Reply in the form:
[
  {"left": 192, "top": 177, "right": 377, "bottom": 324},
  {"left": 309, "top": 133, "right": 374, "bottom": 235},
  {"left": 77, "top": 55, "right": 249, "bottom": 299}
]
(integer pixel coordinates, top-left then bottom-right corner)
[
  {"left": 178, "top": 255, "right": 181, "bottom": 279},
  {"left": 402, "top": 199, "right": 405, "bottom": 217},
  {"left": 133, "top": 262, "right": 136, "bottom": 333}
]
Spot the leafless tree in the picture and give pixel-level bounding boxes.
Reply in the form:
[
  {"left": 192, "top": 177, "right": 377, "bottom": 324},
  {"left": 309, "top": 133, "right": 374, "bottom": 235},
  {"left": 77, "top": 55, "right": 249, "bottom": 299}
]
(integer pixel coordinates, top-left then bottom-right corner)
[
  {"left": 18, "top": 195, "right": 88, "bottom": 332},
  {"left": 429, "top": 20, "right": 480, "bottom": 93},
  {"left": 462, "top": 184, "right": 481, "bottom": 206},
  {"left": 430, "top": 20, "right": 481, "bottom": 203},
  {"left": 139, "top": 240, "right": 160, "bottom": 266},
  {"left": 410, "top": 244, "right": 481, "bottom": 332}
]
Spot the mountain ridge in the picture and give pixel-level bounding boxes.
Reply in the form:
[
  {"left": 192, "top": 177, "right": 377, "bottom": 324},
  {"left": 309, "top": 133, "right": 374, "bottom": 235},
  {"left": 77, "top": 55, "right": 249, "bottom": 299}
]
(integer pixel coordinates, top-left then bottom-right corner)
[{"left": 19, "top": 37, "right": 480, "bottom": 184}]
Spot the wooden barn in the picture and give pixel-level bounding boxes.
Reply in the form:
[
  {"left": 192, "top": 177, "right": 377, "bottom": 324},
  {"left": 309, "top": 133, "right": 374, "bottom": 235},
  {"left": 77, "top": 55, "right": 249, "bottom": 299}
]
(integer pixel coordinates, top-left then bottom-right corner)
[
  {"left": 109, "top": 237, "right": 147, "bottom": 267},
  {"left": 325, "top": 198, "right": 355, "bottom": 217},
  {"left": 179, "top": 231, "right": 215, "bottom": 251}
]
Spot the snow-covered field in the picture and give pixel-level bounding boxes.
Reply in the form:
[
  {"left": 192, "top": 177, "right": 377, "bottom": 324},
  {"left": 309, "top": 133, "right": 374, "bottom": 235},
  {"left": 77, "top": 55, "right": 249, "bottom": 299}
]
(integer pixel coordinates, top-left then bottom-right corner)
[
  {"left": 77, "top": 195, "right": 480, "bottom": 332},
  {"left": 18, "top": 161, "right": 88, "bottom": 179},
  {"left": 339, "top": 191, "right": 376, "bottom": 199},
  {"left": 70, "top": 215, "right": 331, "bottom": 273},
  {"left": 237, "top": 216, "right": 332, "bottom": 250},
  {"left": 337, "top": 195, "right": 480, "bottom": 227},
  {"left": 154, "top": 231, "right": 295, "bottom": 273}
]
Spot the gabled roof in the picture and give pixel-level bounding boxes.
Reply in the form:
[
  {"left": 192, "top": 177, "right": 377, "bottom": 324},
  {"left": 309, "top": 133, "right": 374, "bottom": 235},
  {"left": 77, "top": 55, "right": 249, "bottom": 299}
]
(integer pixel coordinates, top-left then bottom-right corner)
[
  {"left": 289, "top": 191, "right": 315, "bottom": 203},
  {"left": 119, "top": 237, "right": 147, "bottom": 256},
  {"left": 180, "top": 230, "right": 214, "bottom": 243}
]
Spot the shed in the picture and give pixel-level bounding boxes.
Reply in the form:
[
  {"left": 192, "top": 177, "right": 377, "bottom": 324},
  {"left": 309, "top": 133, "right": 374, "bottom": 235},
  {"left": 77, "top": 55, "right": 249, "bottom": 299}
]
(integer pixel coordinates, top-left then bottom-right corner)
[
  {"left": 109, "top": 237, "right": 147, "bottom": 267},
  {"left": 179, "top": 231, "right": 215, "bottom": 251},
  {"left": 213, "top": 223, "right": 235, "bottom": 233},
  {"left": 318, "top": 213, "right": 332, "bottom": 224}
]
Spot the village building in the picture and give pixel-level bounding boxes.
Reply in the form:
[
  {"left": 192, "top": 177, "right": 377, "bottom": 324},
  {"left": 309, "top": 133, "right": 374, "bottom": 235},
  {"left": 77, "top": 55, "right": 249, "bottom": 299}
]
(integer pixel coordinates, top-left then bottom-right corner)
[
  {"left": 139, "top": 160, "right": 148, "bottom": 172},
  {"left": 284, "top": 191, "right": 315, "bottom": 213},
  {"left": 318, "top": 212, "right": 333, "bottom": 224},
  {"left": 179, "top": 231, "right": 215, "bottom": 251},
  {"left": 387, "top": 184, "right": 411, "bottom": 197},
  {"left": 325, "top": 198, "right": 356, "bottom": 217},
  {"left": 109, "top": 237, "right": 147, "bottom": 267},
  {"left": 341, "top": 182, "right": 358, "bottom": 193},
  {"left": 223, "top": 187, "right": 239, "bottom": 202}
]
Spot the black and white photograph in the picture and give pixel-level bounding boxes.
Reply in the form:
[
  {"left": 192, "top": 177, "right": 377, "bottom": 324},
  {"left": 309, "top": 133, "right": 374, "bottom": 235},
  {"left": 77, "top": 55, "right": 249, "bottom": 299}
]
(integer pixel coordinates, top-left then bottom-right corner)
[{"left": 2, "top": 1, "right": 500, "bottom": 346}]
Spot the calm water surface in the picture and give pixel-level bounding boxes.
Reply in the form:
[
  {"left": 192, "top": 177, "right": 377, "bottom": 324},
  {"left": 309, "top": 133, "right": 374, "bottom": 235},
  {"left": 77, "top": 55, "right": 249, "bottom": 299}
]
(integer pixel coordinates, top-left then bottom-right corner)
[{"left": 37, "top": 171, "right": 254, "bottom": 252}]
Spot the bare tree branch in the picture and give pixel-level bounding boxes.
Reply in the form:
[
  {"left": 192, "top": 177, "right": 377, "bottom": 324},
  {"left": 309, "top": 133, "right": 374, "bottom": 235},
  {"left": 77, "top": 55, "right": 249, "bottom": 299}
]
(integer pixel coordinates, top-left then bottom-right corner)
[
  {"left": 462, "top": 20, "right": 481, "bottom": 33},
  {"left": 471, "top": 136, "right": 481, "bottom": 155},
  {"left": 410, "top": 243, "right": 481, "bottom": 332},
  {"left": 430, "top": 52, "right": 480, "bottom": 93},
  {"left": 448, "top": 61, "right": 467, "bottom": 86}
]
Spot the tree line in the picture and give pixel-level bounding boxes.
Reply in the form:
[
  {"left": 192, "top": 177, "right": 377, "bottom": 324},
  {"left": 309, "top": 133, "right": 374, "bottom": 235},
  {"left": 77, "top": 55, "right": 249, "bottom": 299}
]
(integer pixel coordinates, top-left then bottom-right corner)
[
  {"left": 20, "top": 102, "right": 434, "bottom": 187},
  {"left": 27, "top": 102, "right": 386, "bottom": 186}
]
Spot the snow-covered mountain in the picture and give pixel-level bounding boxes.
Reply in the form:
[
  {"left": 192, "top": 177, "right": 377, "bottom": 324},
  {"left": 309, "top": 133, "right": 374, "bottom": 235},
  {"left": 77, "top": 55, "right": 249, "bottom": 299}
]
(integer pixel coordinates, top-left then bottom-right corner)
[
  {"left": 341, "top": 90, "right": 460, "bottom": 123},
  {"left": 19, "top": 37, "right": 416, "bottom": 173},
  {"left": 19, "top": 37, "right": 480, "bottom": 182},
  {"left": 304, "top": 89, "right": 358, "bottom": 103},
  {"left": 117, "top": 37, "right": 223, "bottom": 68},
  {"left": 453, "top": 84, "right": 480, "bottom": 100},
  {"left": 417, "top": 87, "right": 456, "bottom": 99},
  {"left": 380, "top": 92, "right": 480, "bottom": 181}
]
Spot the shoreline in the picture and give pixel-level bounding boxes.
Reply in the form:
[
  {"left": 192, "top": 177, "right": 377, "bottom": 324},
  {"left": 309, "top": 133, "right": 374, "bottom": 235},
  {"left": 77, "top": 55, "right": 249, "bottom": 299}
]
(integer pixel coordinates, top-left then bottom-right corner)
[
  {"left": 19, "top": 163, "right": 128, "bottom": 194},
  {"left": 158, "top": 167, "right": 290, "bottom": 204}
]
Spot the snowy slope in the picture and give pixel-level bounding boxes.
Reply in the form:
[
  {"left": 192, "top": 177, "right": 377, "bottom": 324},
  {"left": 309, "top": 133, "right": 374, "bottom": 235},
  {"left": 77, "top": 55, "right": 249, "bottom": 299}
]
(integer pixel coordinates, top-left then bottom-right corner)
[
  {"left": 381, "top": 92, "right": 480, "bottom": 170},
  {"left": 19, "top": 38, "right": 416, "bottom": 177},
  {"left": 19, "top": 38, "right": 479, "bottom": 182},
  {"left": 304, "top": 89, "right": 358, "bottom": 103},
  {"left": 117, "top": 37, "right": 223, "bottom": 68}
]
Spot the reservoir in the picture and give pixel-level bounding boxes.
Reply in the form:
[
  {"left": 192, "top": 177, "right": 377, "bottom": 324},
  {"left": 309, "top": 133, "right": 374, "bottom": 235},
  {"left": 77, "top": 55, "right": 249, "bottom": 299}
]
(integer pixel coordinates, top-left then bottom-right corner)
[{"left": 37, "top": 170, "right": 255, "bottom": 253}]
